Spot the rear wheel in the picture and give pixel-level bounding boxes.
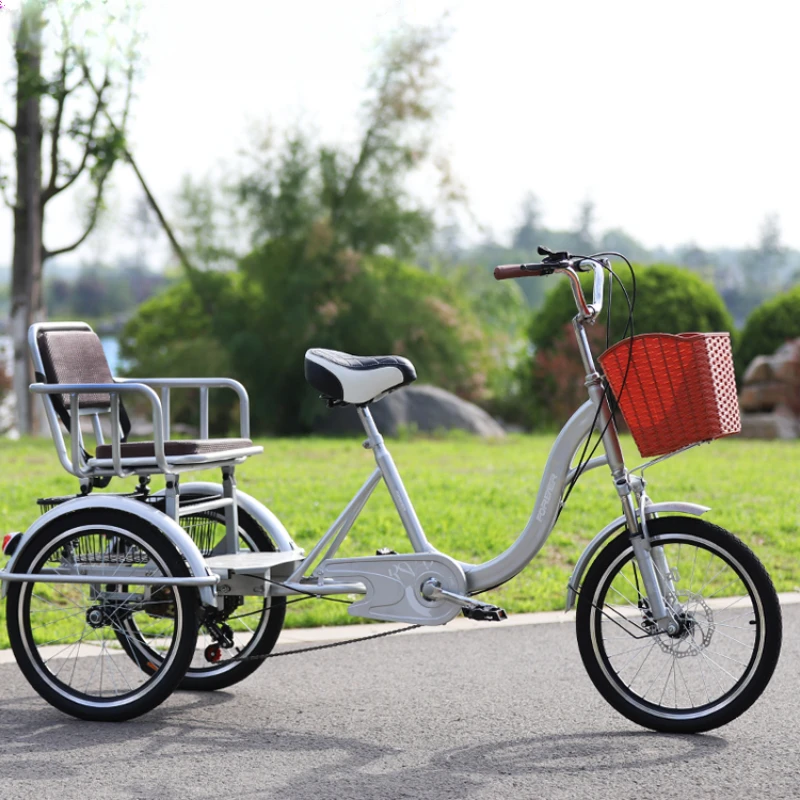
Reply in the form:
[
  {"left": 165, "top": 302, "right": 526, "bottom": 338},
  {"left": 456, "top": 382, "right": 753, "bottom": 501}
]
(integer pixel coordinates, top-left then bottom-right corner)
[
  {"left": 6, "top": 510, "right": 197, "bottom": 721},
  {"left": 118, "top": 496, "right": 286, "bottom": 690},
  {"left": 576, "top": 517, "right": 781, "bottom": 733}
]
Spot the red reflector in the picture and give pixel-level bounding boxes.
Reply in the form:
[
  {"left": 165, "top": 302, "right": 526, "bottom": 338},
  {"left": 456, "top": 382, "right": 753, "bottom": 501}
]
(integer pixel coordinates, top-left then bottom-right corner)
[{"left": 2, "top": 534, "right": 14, "bottom": 553}]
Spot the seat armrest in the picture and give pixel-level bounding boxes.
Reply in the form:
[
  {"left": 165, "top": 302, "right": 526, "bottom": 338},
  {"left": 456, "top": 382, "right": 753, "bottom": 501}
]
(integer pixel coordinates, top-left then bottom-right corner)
[
  {"left": 115, "top": 377, "right": 252, "bottom": 439},
  {"left": 30, "top": 381, "right": 169, "bottom": 476}
]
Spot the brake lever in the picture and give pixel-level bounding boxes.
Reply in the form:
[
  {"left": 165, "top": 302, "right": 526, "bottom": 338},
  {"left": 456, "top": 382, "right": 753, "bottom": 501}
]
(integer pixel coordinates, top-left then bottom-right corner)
[{"left": 537, "top": 246, "right": 570, "bottom": 264}]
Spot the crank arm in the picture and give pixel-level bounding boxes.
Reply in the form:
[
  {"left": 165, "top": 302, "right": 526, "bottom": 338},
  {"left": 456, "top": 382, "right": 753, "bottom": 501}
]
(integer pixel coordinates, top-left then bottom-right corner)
[{"left": 421, "top": 579, "right": 507, "bottom": 621}]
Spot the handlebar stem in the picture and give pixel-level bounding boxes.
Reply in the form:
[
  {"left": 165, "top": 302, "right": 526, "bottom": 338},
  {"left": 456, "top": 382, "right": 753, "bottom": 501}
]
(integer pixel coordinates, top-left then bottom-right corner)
[{"left": 558, "top": 265, "right": 603, "bottom": 321}]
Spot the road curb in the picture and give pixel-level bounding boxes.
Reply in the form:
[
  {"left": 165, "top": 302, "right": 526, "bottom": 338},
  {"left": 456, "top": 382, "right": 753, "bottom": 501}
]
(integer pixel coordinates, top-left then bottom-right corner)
[
  {"left": 2, "top": 592, "right": 797, "bottom": 665},
  {"left": 275, "top": 591, "right": 800, "bottom": 647}
]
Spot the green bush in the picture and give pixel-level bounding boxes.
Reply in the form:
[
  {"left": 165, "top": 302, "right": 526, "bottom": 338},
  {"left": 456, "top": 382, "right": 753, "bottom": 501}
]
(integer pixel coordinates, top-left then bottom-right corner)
[
  {"left": 527, "top": 264, "right": 735, "bottom": 428},
  {"left": 736, "top": 285, "right": 800, "bottom": 374},
  {"left": 119, "top": 273, "right": 246, "bottom": 433},
  {"left": 530, "top": 264, "right": 734, "bottom": 351}
]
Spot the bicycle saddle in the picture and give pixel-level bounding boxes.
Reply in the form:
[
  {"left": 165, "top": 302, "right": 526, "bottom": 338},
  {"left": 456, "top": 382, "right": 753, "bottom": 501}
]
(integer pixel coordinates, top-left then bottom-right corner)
[{"left": 304, "top": 348, "right": 417, "bottom": 405}]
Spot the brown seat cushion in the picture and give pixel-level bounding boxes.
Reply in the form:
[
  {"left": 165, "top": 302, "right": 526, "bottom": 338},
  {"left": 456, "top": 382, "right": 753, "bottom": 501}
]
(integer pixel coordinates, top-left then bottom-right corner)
[
  {"left": 95, "top": 438, "right": 255, "bottom": 459},
  {"left": 38, "top": 329, "right": 115, "bottom": 409}
]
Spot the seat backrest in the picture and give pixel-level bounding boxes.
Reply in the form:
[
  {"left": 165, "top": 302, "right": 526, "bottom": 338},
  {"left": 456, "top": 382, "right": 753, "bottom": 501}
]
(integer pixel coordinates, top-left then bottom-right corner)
[{"left": 31, "top": 323, "right": 115, "bottom": 413}]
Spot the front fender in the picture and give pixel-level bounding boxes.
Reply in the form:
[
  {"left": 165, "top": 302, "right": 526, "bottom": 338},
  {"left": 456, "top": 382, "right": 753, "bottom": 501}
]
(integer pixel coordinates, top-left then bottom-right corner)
[
  {"left": 2, "top": 495, "right": 217, "bottom": 606},
  {"left": 565, "top": 501, "right": 710, "bottom": 611}
]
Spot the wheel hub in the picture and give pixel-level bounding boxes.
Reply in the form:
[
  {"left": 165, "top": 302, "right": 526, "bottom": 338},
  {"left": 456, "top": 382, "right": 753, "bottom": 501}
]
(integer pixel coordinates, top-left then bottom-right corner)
[
  {"left": 655, "top": 593, "right": 715, "bottom": 657},
  {"left": 86, "top": 605, "right": 118, "bottom": 629}
]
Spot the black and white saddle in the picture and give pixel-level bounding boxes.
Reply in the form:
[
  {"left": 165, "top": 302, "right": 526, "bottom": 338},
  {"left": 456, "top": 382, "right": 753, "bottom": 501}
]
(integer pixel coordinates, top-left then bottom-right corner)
[{"left": 304, "top": 348, "right": 417, "bottom": 405}]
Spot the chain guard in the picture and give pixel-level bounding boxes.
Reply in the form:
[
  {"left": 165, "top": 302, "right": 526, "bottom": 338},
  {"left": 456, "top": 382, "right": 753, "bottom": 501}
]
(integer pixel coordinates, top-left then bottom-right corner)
[{"left": 316, "top": 553, "right": 468, "bottom": 625}]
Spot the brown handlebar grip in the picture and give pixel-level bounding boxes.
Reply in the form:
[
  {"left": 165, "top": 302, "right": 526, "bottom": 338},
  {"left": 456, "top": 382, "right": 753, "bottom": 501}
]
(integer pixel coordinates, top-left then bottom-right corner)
[
  {"left": 494, "top": 265, "right": 531, "bottom": 280},
  {"left": 494, "top": 264, "right": 549, "bottom": 280}
]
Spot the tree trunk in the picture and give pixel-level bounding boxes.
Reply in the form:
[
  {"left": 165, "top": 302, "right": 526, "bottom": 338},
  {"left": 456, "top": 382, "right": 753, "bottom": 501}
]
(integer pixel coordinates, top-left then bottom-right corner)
[{"left": 10, "top": 2, "right": 44, "bottom": 436}]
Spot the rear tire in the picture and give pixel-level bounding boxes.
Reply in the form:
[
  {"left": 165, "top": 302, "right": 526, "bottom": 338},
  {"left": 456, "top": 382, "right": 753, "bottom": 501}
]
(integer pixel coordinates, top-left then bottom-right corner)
[
  {"left": 6, "top": 510, "right": 197, "bottom": 721},
  {"left": 575, "top": 517, "right": 781, "bottom": 733},
  {"left": 118, "top": 495, "right": 286, "bottom": 691}
]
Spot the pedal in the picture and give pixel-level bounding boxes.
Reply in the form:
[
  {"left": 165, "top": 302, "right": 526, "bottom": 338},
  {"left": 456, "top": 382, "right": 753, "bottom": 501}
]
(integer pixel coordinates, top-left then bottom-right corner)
[
  {"left": 462, "top": 604, "right": 508, "bottom": 622},
  {"left": 375, "top": 548, "right": 398, "bottom": 556}
]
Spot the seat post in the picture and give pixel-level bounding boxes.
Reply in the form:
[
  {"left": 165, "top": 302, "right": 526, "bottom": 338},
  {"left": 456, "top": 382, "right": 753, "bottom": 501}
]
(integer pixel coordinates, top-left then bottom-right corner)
[{"left": 222, "top": 465, "right": 239, "bottom": 554}]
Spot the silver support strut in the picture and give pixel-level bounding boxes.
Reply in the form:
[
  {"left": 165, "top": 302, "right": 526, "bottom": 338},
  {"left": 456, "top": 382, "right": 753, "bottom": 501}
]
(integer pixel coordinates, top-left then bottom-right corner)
[
  {"left": 357, "top": 406, "right": 434, "bottom": 554},
  {"left": 164, "top": 474, "right": 179, "bottom": 522},
  {"left": 222, "top": 466, "right": 240, "bottom": 555}
]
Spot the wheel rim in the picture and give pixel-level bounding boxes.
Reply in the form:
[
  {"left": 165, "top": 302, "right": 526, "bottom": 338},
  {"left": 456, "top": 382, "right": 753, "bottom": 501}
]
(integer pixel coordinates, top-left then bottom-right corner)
[
  {"left": 589, "top": 533, "right": 766, "bottom": 720},
  {"left": 18, "top": 525, "right": 186, "bottom": 708}
]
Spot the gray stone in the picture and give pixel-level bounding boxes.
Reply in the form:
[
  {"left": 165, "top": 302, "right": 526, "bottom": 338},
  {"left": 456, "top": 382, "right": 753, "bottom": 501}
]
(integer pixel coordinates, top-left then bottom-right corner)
[
  {"left": 742, "top": 356, "right": 774, "bottom": 385},
  {"left": 312, "top": 384, "right": 506, "bottom": 438},
  {"left": 738, "top": 338, "right": 800, "bottom": 437},
  {"left": 739, "top": 381, "right": 792, "bottom": 413},
  {"left": 739, "top": 410, "right": 799, "bottom": 440}
]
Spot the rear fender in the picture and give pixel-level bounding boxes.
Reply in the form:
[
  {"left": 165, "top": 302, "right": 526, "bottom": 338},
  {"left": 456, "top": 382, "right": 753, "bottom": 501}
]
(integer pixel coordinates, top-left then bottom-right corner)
[
  {"left": 2, "top": 495, "right": 217, "bottom": 606},
  {"left": 170, "top": 481, "right": 300, "bottom": 553}
]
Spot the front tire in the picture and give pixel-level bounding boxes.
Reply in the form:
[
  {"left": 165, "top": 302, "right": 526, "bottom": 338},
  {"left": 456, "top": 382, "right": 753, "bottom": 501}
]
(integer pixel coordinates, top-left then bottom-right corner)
[{"left": 575, "top": 517, "right": 781, "bottom": 733}]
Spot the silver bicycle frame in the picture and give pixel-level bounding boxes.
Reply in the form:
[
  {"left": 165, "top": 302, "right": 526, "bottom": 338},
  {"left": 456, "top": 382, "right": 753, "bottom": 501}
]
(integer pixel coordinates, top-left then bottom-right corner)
[{"left": 280, "top": 260, "right": 681, "bottom": 631}]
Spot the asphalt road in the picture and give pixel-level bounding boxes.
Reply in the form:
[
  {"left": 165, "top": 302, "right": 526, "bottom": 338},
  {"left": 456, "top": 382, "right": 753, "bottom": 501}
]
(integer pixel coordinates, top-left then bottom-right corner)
[{"left": 1, "top": 604, "right": 798, "bottom": 800}]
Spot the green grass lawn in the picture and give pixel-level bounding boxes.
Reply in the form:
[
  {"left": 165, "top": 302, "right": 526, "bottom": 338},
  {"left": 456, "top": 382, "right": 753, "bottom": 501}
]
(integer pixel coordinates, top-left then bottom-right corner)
[{"left": 1, "top": 433, "right": 799, "bottom": 648}]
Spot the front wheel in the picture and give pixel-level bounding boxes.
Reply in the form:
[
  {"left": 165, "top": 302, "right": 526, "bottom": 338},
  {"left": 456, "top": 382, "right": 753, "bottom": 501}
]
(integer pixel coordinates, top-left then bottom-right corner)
[{"left": 576, "top": 517, "right": 781, "bottom": 733}]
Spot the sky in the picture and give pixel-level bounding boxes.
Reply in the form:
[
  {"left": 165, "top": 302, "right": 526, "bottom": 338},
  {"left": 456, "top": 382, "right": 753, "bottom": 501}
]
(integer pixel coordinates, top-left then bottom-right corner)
[{"left": 1, "top": 0, "right": 800, "bottom": 268}]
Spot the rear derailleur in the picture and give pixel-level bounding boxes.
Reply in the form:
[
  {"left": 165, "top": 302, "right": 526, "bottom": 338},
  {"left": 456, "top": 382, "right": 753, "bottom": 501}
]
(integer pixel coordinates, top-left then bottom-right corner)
[{"left": 199, "top": 606, "right": 237, "bottom": 663}]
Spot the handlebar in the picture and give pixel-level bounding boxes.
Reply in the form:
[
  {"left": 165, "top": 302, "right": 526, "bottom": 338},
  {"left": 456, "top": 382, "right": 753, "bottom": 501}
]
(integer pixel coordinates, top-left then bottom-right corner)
[{"left": 494, "top": 250, "right": 606, "bottom": 321}]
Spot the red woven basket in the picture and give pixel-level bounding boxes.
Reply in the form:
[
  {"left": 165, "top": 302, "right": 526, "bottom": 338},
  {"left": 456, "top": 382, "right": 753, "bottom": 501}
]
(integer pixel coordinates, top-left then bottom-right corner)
[{"left": 598, "top": 332, "right": 741, "bottom": 458}]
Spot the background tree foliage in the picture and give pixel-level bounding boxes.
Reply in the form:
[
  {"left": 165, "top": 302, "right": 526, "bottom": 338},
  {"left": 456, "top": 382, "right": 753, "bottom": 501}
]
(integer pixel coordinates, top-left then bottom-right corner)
[
  {"left": 121, "top": 24, "right": 503, "bottom": 434},
  {"left": 117, "top": 22, "right": 785, "bottom": 438},
  {"left": 736, "top": 285, "right": 800, "bottom": 375},
  {"left": 2, "top": 0, "right": 140, "bottom": 432},
  {"left": 530, "top": 264, "right": 734, "bottom": 353},
  {"left": 45, "top": 262, "right": 172, "bottom": 320}
]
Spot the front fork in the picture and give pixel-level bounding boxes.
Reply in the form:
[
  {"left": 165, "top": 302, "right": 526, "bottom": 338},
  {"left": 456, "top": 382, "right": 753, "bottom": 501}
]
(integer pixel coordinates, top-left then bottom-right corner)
[{"left": 624, "top": 482, "right": 680, "bottom": 635}]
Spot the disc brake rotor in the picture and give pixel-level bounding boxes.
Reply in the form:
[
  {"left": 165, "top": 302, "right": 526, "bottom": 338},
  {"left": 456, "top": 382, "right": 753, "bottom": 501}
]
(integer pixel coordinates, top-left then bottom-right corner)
[{"left": 655, "top": 592, "right": 715, "bottom": 657}]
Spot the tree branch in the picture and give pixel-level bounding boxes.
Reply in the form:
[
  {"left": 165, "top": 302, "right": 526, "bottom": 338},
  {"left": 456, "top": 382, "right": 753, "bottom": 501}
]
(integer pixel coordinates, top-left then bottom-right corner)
[
  {"left": 43, "top": 164, "right": 110, "bottom": 260},
  {"left": 119, "top": 30, "right": 140, "bottom": 133},
  {"left": 0, "top": 117, "right": 15, "bottom": 134},
  {"left": 332, "top": 64, "right": 395, "bottom": 222},
  {"left": 45, "top": 43, "right": 71, "bottom": 197},
  {"left": 77, "top": 56, "right": 198, "bottom": 276},
  {"left": 42, "top": 69, "right": 108, "bottom": 205}
]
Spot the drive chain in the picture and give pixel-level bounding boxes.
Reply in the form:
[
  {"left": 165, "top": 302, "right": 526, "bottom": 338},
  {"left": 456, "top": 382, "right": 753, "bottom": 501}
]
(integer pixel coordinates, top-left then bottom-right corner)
[{"left": 229, "top": 623, "right": 423, "bottom": 663}]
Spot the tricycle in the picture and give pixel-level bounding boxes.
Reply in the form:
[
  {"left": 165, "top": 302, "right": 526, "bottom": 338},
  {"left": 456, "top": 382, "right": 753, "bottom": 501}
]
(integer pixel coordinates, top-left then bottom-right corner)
[{"left": 0, "top": 248, "right": 781, "bottom": 732}]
